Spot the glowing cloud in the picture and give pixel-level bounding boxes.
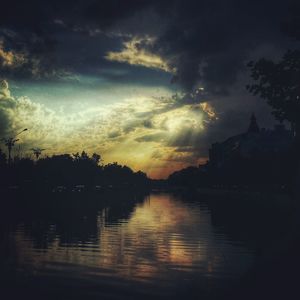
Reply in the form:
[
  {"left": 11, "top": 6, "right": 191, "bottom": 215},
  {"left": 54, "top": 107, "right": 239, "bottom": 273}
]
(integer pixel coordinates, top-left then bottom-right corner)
[
  {"left": 0, "top": 80, "right": 217, "bottom": 178},
  {"left": 200, "top": 102, "right": 217, "bottom": 120},
  {"left": 105, "top": 37, "right": 174, "bottom": 73},
  {"left": 0, "top": 40, "right": 27, "bottom": 69}
]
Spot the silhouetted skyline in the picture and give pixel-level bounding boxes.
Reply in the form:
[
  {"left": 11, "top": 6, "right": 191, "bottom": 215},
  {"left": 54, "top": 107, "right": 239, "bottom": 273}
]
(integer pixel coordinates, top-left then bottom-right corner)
[{"left": 1, "top": 0, "right": 299, "bottom": 178}]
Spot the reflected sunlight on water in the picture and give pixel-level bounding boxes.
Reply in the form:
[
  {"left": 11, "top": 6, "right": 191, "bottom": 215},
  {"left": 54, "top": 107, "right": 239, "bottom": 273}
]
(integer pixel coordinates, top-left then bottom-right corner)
[{"left": 3, "top": 193, "right": 255, "bottom": 298}]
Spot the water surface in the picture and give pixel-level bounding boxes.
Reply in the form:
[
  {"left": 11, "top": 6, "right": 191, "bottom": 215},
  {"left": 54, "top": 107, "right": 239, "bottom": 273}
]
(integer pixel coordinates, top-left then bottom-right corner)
[{"left": 0, "top": 192, "right": 258, "bottom": 299}]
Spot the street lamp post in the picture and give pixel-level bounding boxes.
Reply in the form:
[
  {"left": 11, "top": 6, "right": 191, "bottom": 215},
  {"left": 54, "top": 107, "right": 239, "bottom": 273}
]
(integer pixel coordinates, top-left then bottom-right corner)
[
  {"left": 2, "top": 128, "right": 28, "bottom": 164},
  {"left": 31, "top": 148, "right": 46, "bottom": 160}
]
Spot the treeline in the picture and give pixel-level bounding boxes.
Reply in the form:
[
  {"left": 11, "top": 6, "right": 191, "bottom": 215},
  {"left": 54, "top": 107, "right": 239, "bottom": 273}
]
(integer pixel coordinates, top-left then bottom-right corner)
[
  {"left": 168, "top": 151, "right": 297, "bottom": 192},
  {"left": 0, "top": 150, "right": 149, "bottom": 189}
]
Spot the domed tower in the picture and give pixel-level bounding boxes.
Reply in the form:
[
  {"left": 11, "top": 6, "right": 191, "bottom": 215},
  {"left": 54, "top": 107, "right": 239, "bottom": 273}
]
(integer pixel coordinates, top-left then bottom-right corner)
[{"left": 247, "top": 113, "right": 260, "bottom": 133}]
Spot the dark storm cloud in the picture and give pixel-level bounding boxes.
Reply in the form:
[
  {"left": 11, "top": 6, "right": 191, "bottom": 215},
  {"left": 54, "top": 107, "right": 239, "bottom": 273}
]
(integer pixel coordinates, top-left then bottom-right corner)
[
  {"left": 0, "top": 0, "right": 298, "bottom": 86},
  {"left": 83, "top": 0, "right": 154, "bottom": 29},
  {"left": 150, "top": 0, "right": 298, "bottom": 92}
]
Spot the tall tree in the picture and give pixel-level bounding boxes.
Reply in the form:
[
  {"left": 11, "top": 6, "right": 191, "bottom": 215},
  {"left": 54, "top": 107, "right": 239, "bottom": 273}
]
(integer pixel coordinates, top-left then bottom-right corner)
[
  {"left": 247, "top": 49, "right": 300, "bottom": 146},
  {"left": 247, "top": 49, "right": 300, "bottom": 197}
]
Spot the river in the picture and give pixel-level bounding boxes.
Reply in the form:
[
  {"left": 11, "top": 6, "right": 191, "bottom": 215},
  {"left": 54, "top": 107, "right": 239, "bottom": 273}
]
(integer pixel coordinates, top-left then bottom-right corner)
[{"left": 0, "top": 191, "right": 291, "bottom": 299}]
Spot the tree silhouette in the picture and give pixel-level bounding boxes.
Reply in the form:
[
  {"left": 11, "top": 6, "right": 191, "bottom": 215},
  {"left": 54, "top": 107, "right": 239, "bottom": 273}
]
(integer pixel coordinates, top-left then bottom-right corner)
[
  {"left": 247, "top": 50, "right": 300, "bottom": 146},
  {"left": 246, "top": 6, "right": 300, "bottom": 196},
  {"left": 92, "top": 153, "right": 101, "bottom": 165},
  {"left": 247, "top": 49, "right": 300, "bottom": 195},
  {"left": 0, "top": 148, "right": 6, "bottom": 165},
  {"left": 0, "top": 150, "right": 150, "bottom": 190}
]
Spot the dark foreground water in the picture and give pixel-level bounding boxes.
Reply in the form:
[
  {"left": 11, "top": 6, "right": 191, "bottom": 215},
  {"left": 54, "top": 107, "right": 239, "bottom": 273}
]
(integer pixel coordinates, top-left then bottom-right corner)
[{"left": 0, "top": 191, "right": 295, "bottom": 299}]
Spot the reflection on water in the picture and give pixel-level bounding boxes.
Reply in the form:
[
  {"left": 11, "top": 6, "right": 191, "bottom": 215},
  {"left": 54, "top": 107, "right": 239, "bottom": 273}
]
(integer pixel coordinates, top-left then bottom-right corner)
[{"left": 0, "top": 192, "right": 255, "bottom": 298}]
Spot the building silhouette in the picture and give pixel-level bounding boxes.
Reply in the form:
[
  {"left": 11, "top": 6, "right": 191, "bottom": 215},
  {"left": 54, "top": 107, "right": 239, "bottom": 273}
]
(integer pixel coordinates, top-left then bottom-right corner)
[{"left": 209, "top": 114, "right": 293, "bottom": 169}]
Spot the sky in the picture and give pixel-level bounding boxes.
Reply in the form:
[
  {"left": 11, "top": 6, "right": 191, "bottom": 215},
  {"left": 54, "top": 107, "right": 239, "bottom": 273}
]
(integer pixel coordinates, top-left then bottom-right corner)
[{"left": 0, "top": 0, "right": 299, "bottom": 178}]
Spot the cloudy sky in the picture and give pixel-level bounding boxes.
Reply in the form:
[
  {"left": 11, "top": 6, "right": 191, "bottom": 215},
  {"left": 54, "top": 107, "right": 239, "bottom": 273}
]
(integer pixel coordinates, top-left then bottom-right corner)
[{"left": 0, "top": 0, "right": 299, "bottom": 178}]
